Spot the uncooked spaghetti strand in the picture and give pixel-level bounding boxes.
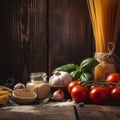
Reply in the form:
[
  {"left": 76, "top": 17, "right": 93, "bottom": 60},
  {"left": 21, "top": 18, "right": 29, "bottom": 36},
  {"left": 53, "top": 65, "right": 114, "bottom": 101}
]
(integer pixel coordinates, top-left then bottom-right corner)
[{"left": 87, "top": 0, "right": 120, "bottom": 53}]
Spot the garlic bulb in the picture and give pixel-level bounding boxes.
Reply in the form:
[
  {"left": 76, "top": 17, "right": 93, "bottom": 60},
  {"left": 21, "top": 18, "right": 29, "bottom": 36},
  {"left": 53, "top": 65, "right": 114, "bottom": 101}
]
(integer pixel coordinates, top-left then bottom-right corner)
[{"left": 49, "top": 71, "right": 72, "bottom": 87}]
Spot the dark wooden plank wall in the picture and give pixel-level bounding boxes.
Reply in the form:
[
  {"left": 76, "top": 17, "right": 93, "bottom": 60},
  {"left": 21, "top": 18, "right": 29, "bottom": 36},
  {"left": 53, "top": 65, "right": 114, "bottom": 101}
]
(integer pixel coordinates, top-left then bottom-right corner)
[
  {"left": 1, "top": 0, "right": 119, "bottom": 85},
  {"left": 49, "top": 0, "right": 92, "bottom": 74},
  {"left": 0, "top": 0, "right": 47, "bottom": 84}
]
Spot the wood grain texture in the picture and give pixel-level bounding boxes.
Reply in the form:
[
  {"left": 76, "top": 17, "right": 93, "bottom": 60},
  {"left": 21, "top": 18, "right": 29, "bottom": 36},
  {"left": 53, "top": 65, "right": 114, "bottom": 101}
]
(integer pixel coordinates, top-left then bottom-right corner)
[
  {"left": 0, "top": 102, "right": 120, "bottom": 120},
  {"left": 0, "top": 1, "right": 20, "bottom": 85},
  {"left": 48, "top": 0, "right": 92, "bottom": 74},
  {"left": 0, "top": 103, "right": 76, "bottom": 120},
  {"left": 0, "top": 0, "right": 47, "bottom": 84},
  {"left": 1, "top": 0, "right": 120, "bottom": 85},
  {"left": 75, "top": 104, "right": 120, "bottom": 120},
  {"left": 0, "top": 0, "right": 93, "bottom": 84}
]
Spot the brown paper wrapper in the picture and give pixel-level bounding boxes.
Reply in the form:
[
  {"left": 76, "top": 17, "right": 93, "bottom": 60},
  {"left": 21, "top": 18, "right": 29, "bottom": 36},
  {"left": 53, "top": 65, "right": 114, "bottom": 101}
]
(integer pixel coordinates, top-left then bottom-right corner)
[
  {"left": 93, "top": 42, "right": 120, "bottom": 81},
  {"left": 94, "top": 52, "right": 117, "bottom": 81}
]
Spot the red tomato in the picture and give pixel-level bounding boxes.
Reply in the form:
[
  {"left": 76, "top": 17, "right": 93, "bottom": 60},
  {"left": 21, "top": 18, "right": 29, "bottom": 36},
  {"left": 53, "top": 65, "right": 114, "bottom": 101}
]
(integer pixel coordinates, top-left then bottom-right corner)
[
  {"left": 71, "top": 85, "right": 89, "bottom": 103},
  {"left": 90, "top": 85, "right": 96, "bottom": 91},
  {"left": 107, "top": 85, "right": 115, "bottom": 95},
  {"left": 110, "top": 87, "right": 120, "bottom": 102},
  {"left": 106, "top": 73, "right": 120, "bottom": 83},
  {"left": 68, "top": 80, "right": 79, "bottom": 94},
  {"left": 90, "top": 87, "right": 108, "bottom": 104}
]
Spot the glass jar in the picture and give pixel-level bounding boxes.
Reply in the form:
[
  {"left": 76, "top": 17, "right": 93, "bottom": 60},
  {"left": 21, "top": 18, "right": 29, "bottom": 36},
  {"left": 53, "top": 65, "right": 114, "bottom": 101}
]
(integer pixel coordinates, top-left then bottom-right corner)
[
  {"left": 26, "top": 72, "right": 51, "bottom": 99},
  {"left": 30, "top": 72, "right": 47, "bottom": 82},
  {"left": 26, "top": 72, "right": 47, "bottom": 90}
]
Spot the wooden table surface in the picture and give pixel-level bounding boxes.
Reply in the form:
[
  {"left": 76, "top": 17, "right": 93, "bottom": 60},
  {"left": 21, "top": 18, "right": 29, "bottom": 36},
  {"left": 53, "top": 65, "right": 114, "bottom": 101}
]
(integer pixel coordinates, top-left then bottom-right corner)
[
  {"left": 75, "top": 104, "right": 120, "bottom": 120},
  {"left": 0, "top": 102, "right": 120, "bottom": 120}
]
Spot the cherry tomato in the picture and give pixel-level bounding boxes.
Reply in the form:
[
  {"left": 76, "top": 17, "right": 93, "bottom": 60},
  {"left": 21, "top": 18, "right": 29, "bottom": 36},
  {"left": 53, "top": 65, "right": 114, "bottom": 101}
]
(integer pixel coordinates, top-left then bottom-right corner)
[
  {"left": 110, "top": 87, "right": 120, "bottom": 102},
  {"left": 106, "top": 73, "right": 120, "bottom": 83},
  {"left": 71, "top": 85, "right": 89, "bottom": 103},
  {"left": 68, "top": 80, "right": 79, "bottom": 94},
  {"left": 90, "top": 85, "right": 96, "bottom": 91},
  {"left": 105, "top": 85, "right": 115, "bottom": 100},
  {"left": 90, "top": 87, "right": 108, "bottom": 104}
]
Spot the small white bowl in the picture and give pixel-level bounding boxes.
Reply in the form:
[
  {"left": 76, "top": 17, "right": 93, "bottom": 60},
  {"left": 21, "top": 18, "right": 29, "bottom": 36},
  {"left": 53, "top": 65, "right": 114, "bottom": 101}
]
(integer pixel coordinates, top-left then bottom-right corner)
[{"left": 12, "top": 89, "right": 37, "bottom": 105}]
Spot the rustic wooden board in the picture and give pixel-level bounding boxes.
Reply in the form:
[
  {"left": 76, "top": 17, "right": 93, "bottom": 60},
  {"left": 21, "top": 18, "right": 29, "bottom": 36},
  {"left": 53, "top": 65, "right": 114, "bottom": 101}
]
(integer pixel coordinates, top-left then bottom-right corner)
[
  {"left": 0, "top": 0, "right": 47, "bottom": 84},
  {"left": 48, "top": 0, "right": 92, "bottom": 74},
  {"left": 75, "top": 104, "right": 120, "bottom": 120},
  {"left": 0, "top": 103, "right": 76, "bottom": 120},
  {"left": 0, "top": 0, "right": 93, "bottom": 85},
  {"left": 1, "top": 0, "right": 120, "bottom": 86}
]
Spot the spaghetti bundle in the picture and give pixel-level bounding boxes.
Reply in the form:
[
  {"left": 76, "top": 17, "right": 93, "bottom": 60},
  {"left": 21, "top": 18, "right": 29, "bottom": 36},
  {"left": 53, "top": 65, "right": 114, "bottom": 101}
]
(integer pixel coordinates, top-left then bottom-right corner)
[
  {"left": 87, "top": 0, "right": 120, "bottom": 81},
  {"left": 87, "top": 0, "right": 120, "bottom": 52}
]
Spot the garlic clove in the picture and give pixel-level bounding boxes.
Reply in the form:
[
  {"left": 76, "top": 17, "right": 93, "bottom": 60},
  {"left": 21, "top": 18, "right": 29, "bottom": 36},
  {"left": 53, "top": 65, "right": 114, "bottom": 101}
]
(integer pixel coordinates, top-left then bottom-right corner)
[{"left": 51, "top": 89, "right": 65, "bottom": 101}]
